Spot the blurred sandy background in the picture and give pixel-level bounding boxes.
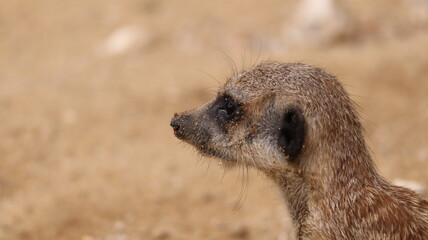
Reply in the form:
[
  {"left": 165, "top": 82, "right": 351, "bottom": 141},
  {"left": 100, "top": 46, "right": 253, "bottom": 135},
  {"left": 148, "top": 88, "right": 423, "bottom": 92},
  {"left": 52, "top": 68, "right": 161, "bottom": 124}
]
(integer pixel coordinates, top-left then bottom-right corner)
[{"left": 1, "top": 0, "right": 428, "bottom": 239}]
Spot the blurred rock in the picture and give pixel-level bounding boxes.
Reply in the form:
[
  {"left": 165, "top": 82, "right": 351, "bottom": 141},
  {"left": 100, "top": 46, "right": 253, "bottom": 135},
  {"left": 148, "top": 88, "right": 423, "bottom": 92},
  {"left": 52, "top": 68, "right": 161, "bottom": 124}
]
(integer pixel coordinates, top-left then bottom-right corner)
[
  {"left": 103, "top": 25, "right": 151, "bottom": 55},
  {"left": 283, "top": 0, "right": 352, "bottom": 47}
]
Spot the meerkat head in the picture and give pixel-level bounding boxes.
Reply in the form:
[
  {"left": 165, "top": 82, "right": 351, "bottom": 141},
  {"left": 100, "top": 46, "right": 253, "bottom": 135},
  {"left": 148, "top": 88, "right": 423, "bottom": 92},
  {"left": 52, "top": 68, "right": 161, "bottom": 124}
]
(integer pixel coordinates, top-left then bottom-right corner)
[{"left": 171, "top": 61, "right": 365, "bottom": 175}]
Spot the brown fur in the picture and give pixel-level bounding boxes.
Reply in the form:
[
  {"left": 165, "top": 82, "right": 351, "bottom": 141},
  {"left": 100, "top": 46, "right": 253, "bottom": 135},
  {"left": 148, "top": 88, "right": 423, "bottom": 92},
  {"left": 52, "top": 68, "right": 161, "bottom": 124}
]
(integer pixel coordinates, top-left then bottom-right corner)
[{"left": 171, "top": 61, "right": 428, "bottom": 239}]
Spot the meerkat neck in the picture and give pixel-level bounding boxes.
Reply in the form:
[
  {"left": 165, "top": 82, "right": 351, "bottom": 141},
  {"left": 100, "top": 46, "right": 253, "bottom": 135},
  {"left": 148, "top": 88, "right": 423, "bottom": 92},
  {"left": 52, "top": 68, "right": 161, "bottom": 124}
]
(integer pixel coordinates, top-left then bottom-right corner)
[
  {"left": 272, "top": 145, "right": 382, "bottom": 238},
  {"left": 273, "top": 171, "right": 311, "bottom": 238}
]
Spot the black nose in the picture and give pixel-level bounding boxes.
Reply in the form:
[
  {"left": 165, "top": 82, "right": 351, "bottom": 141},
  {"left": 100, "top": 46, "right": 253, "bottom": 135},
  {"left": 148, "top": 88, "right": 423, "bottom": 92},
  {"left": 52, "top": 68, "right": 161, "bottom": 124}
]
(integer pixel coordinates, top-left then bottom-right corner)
[
  {"left": 170, "top": 117, "right": 180, "bottom": 131},
  {"left": 171, "top": 114, "right": 192, "bottom": 140}
]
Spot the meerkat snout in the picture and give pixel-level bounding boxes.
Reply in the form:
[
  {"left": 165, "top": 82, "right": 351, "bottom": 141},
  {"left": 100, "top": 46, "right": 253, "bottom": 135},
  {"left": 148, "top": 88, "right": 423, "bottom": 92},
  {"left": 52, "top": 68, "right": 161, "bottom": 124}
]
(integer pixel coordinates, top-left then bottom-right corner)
[
  {"left": 170, "top": 61, "right": 428, "bottom": 240},
  {"left": 170, "top": 114, "right": 190, "bottom": 139},
  {"left": 170, "top": 112, "right": 212, "bottom": 151}
]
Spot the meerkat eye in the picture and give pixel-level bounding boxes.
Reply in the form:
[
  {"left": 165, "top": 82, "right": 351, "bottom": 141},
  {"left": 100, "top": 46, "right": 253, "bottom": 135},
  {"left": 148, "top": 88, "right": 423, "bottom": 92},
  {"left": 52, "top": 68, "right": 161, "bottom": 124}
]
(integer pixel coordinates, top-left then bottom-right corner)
[
  {"left": 219, "top": 97, "right": 236, "bottom": 116},
  {"left": 215, "top": 95, "right": 243, "bottom": 122}
]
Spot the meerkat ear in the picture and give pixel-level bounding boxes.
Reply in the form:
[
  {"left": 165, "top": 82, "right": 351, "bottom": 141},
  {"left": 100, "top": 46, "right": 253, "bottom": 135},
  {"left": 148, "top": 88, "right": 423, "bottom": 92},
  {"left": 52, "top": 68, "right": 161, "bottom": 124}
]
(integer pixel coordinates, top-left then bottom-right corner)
[{"left": 278, "top": 106, "right": 306, "bottom": 161}]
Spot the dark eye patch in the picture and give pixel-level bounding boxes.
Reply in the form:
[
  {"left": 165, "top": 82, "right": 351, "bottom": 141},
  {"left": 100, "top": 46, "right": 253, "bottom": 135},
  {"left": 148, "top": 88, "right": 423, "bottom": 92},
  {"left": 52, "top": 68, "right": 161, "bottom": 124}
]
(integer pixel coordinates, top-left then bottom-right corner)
[{"left": 210, "top": 94, "right": 243, "bottom": 129}]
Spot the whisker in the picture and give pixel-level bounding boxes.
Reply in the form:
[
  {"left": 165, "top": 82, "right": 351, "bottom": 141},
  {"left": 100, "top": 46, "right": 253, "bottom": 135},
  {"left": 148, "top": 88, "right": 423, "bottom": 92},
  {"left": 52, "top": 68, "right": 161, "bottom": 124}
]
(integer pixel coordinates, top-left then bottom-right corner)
[
  {"left": 233, "top": 163, "right": 250, "bottom": 212},
  {"left": 217, "top": 49, "right": 238, "bottom": 77},
  {"left": 221, "top": 162, "right": 232, "bottom": 184},
  {"left": 198, "top": 68, "right": 222, "bottom": 87},
  {"left": 249, "top": 40, "right": 253, "bottom": 70},
  {"left": 241, "top": 50, "right": 246, "bottom": 72},
  {"left": 254, "top": 37, "right": 263, "bottom": 68},
  {"left": 204, "top": 156, "right": 212, "bottom": 175}
]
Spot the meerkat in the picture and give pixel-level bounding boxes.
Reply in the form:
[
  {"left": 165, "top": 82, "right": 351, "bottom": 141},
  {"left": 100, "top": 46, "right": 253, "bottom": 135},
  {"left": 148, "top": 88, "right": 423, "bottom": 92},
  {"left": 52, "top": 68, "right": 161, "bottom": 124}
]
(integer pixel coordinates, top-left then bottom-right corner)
[{"left": 170, "top": 61, "right": 428, "bottom": 240}]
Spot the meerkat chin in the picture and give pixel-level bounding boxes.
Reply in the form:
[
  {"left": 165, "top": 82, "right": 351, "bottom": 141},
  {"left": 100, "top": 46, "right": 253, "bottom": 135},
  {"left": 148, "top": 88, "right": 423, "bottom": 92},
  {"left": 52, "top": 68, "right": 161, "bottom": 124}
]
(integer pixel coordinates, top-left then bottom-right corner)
[{"left": 170, "top": 61, "right": 428, "bottom": 240}]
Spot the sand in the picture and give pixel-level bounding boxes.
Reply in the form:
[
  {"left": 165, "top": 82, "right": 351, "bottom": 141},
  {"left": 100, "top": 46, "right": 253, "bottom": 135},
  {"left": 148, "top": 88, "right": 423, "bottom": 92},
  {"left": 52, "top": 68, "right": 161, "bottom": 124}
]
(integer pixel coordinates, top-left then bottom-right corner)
[{"left": 1, "top": 0, "right": 427, "bottom": 239}]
